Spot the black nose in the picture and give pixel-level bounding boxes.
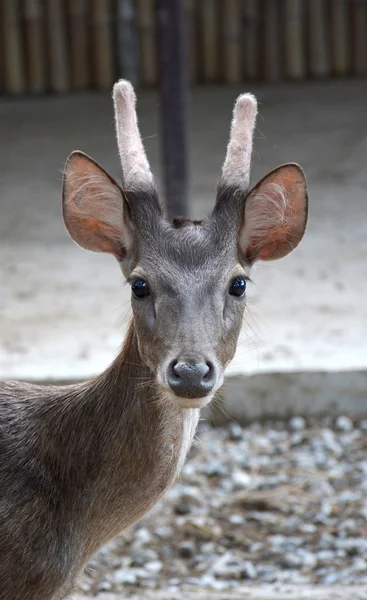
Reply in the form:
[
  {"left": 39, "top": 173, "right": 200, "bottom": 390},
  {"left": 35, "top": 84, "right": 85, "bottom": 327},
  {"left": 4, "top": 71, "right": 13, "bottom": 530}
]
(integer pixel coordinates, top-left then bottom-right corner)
[{"left": 167, "top": 360, "right": 216, "bottom": 398}]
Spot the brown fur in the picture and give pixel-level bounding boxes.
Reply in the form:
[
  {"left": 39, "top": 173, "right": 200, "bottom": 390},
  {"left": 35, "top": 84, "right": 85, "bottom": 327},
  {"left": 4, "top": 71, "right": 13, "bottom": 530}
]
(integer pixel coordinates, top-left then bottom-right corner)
[{"left": 0, "top": 322, "right": 199, "bottom": 599}]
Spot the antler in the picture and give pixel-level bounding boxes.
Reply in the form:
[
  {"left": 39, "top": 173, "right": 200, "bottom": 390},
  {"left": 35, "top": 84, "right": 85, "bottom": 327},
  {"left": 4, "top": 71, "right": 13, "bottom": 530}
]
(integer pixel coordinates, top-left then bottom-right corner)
[
  {"left": 220, "top": 93, "right": 258, "bottom": 190},
  {"left": 113, "top": 80, "right": 154, "bottom": 191}
]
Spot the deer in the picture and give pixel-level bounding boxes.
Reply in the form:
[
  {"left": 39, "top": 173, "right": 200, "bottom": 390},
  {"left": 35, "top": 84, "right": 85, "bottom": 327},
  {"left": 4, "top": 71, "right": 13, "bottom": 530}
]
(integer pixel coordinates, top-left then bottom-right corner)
[{"left": 0, "top": 80, "right": 308, "bottom": 600}]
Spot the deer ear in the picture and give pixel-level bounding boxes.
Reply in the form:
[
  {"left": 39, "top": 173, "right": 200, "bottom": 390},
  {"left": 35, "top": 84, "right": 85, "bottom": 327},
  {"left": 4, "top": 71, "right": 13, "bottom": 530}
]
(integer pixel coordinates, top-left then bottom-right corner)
[
  {"left": 62, "top": 151, "right": 133, "bottom": 259},
  {"left": 239, "top": 163, "right": 308, "bottom": 263}
]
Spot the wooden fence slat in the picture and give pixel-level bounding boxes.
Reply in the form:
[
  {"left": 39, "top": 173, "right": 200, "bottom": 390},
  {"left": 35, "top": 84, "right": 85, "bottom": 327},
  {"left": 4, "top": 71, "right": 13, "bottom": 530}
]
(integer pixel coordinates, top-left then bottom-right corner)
[
  {"left": 351, "top": 0, "right": 367, "bottom": 76},
  {"left": 92, "top": 0, "right": 115, "bottom": 90},
  {"left": 46, "top": 0, "right": 69, "bottom": 93},
  {"left": 1, "top": 0, "right": 26, "bottom": 94},
  {"left": 0, "top": 28, "right": 3, "bottom": 95},
  {"left": 116, "top": 0, "right": 140, "bottom": 86},
  {"left": 2, "top": 0, "right": 367, "bottom": 95},
  {"left": 23, "top": 0, "right": 47, "bottom": 93},
  {"left": 242, "top": 0, "right": 260, "bottom": 80},
  {"left": 136, "top": 0, "right": 157, "bottom": 86},
  {"left": 222, "top": 0, "right": 241, "bottom": 84},
  {"left": 330, "top": 0, "right": 350, "bottom": 77},
  {"left": 263, "top": 0, "right": 282, "bottom": 81},
  {"left": 68, "top": 0, "right": 90, "bottom": 90},
  {"left": 200, "top": 0, "right": 218, "bottom": 82},
  {"left": 284, "top": 0, "right": 306, "bottom": 79},
  {"left": 308, "top": 0, "right": 330, "bottom": 78}
]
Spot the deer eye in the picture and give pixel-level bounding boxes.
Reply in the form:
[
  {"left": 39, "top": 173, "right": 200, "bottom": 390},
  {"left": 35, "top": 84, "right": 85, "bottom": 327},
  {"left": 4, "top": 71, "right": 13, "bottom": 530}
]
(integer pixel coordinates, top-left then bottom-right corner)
[
  {"left": 131, "top": 278, "right": 150, "bottom": 299},
  {"left": 229, "top": 276, "right": 247, "bottom": 298}
]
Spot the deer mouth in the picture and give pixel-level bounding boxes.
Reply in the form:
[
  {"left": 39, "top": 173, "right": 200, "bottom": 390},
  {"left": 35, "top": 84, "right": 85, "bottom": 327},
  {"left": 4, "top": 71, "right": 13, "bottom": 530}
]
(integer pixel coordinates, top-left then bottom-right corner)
[{"left": 163, "top": 388, "right": 214, "bottom": 409}]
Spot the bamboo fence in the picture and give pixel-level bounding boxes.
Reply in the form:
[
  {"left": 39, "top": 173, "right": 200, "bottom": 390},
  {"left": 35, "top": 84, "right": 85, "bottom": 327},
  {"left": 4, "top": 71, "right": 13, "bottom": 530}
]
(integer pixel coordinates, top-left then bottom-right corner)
[{"left": 0, "top": 0, "right": 366, "bottom": 95}]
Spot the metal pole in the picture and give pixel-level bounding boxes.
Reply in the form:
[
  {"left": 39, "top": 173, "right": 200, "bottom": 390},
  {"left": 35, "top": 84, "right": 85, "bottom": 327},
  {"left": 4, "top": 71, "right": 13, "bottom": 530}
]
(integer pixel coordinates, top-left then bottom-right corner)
[{"left": 155, "top": 0, "right": 190, "bottom": 218}]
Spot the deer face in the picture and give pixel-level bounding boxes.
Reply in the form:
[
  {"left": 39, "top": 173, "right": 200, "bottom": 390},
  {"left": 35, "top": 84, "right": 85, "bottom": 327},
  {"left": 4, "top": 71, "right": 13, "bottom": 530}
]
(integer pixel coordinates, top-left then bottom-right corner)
[
  {"left": 62, "top": 81, "right": 308, "bottom": 409},
  {"left": 125, "top": 217, "right": 246, "bottom": 407}
]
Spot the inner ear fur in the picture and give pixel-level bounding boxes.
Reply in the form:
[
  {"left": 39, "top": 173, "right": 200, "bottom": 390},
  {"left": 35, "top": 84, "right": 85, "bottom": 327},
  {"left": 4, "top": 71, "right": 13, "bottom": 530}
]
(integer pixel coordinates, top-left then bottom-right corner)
[
  {"left": 239, "top": 163, "right": 308, "bottom": 263},
  {"left": 62, "top": 151, "right": 133, "bottom": 259}
]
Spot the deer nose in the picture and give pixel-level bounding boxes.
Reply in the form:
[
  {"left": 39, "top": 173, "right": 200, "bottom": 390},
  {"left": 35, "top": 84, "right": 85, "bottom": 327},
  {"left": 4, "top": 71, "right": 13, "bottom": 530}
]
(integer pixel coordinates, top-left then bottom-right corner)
[{"left": 167, "top": 360, "right": 216, "bottom": 398}]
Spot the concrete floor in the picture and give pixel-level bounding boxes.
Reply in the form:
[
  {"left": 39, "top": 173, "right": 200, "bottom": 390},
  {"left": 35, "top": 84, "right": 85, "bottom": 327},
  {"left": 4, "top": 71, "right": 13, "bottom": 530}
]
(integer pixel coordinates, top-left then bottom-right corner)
[{"left": 0, "top": 81, "right": 366, "bottom": 413}]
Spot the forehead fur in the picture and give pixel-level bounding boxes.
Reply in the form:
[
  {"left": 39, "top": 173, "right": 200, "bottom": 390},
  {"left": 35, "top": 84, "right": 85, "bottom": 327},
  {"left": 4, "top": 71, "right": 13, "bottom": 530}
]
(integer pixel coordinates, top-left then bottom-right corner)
[{"left": 138, "top": 218, "right": 235, "bottom": 274}]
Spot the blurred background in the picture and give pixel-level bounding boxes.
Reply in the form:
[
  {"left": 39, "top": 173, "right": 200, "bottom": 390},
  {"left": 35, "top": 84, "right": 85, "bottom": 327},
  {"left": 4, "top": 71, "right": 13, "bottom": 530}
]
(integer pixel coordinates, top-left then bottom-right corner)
[
  {"left": 1, "top": 0, "right": 367, "bottom": 93},
  {"left": 1, "top": 1, "right": 367, "bottom": 597}
]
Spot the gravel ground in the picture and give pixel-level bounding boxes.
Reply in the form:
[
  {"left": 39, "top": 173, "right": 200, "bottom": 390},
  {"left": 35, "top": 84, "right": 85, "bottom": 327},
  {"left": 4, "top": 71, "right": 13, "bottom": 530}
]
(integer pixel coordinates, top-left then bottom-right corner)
[
  {"left": 74, "top": 587, "right": 367, "bottom": 600},
  {"left": 77, "top": 416, "right": 367, "bottom": 597}
]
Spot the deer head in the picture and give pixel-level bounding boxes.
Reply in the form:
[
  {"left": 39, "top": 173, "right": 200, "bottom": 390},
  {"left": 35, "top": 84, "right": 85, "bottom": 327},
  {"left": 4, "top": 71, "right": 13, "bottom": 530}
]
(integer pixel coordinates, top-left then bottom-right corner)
[{"left": 62, "top": 81, "right": 308, "bottom": 409}]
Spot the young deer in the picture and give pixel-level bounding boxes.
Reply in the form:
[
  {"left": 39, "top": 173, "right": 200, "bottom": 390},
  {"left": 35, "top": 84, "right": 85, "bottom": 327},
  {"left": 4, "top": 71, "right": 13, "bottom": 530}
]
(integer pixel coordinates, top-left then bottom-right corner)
[{"left": 0, "top": 81, "right": 308, "bottom": 600}]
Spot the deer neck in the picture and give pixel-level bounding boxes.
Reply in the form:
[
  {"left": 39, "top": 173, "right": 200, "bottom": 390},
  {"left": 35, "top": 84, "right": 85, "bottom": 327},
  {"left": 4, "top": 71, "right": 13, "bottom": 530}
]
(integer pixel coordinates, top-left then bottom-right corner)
[{"left": 48, "top": 320, "right": 199, "bottom": 557}]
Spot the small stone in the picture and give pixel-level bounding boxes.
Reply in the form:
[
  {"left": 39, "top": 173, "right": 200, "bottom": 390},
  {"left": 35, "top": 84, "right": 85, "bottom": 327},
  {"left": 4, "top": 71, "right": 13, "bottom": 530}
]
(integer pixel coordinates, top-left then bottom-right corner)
[
  {"left": 339, "top": 518, "right": 357, "bottom": 532},
  {"left": 321, "top": 572, "right": 342, "bottom": 584},
  {"left": 317, "top": 550, "right": 336, "bottom": 561},
  {"left": 141, "top": 578, "right": 157, "bottom": 588},
  {"left": 201, "top": 542, "right": 216, "bottom": 554},
  {"left": 334, "top": 538, "right": 367, "bottom": 554},
  {"left": 250, "top": 542, "right": 263, "bottom": 553},
  {"left": 335, "top": 415, "right": 353, "bottom": 432},
  {"left": 228, "top": 514, "right": 245, "bottom": 525},
  {"left": 184, "top": 576, "right": 204, "bottom": 586},
  {"left": 228, "top": 422, "right": 243, "bottom": 441},
  {"left": 321, "top": 429, "right": 342, "bottom": 456},
  {"left": 174, "top": 503, "right": 191, "bottom": 515},
  {"left": 257, "top": 565, "right": 277, "bottom": 583},
  {"left": 212, "top": 552, "right": 255, "bottom": 580},
  {"left": 96, "top": 581, "right": 112, "bottom": 591},
  {"left": 231, "top": 469, "right": 251, "bottom": 491},
  {"left": 299, "top": 551, "right": 318, "bottom": 569},
  {"left": 241, "top": 560, "right": 257, "bottom": 579},
  {"left": 279, "top": 553, "right": 303, "bottom": 569},
  {"left": 207, "top": 578, "right": 232, "bottom": 590},
  {"left": 269, "top": 534, "right": 287, "bottom": 547},
  {"left": 154, "top": 526, "right": 173, "bottom": 538},
  {"left": 131, "top": 548, "right": 158, "bottom": 567},
  {"left": 353, "top": 557, "right": 367, "bottom": 571},
  {"left": 179, "top": 541, "right": 196, "bottom": 559},
  {"left": 114, "top": 569, "right": 137, "bottom": 585},
  {"left": 134, "top": 527, "right": 152, "bottom": 545},
  {"left": 181, "top": 462, "right": 196, "bottom": 479},
  {"left": 205, "top": 461, "right": 227, "bottom": 477},
  {"left": 360, "top": 500, "right": 367, "bottom": 521},
  {"left": 289, "top": 416, "right": 306, "bottom": 431},
  {"left": 299, "top": 523, "right": 317, "bottom": 534},
  {"left": 291, "top": 432, "right": 305, "bottom": 446},
  {"left": 145, "top": 560, "right": 163, "bottom": 573},
  {"left": 175, "top": 486, "right": 203, "bottom": 512},
  {"left": 200, "top": 573, "right": 232, "bottom": 589}
]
